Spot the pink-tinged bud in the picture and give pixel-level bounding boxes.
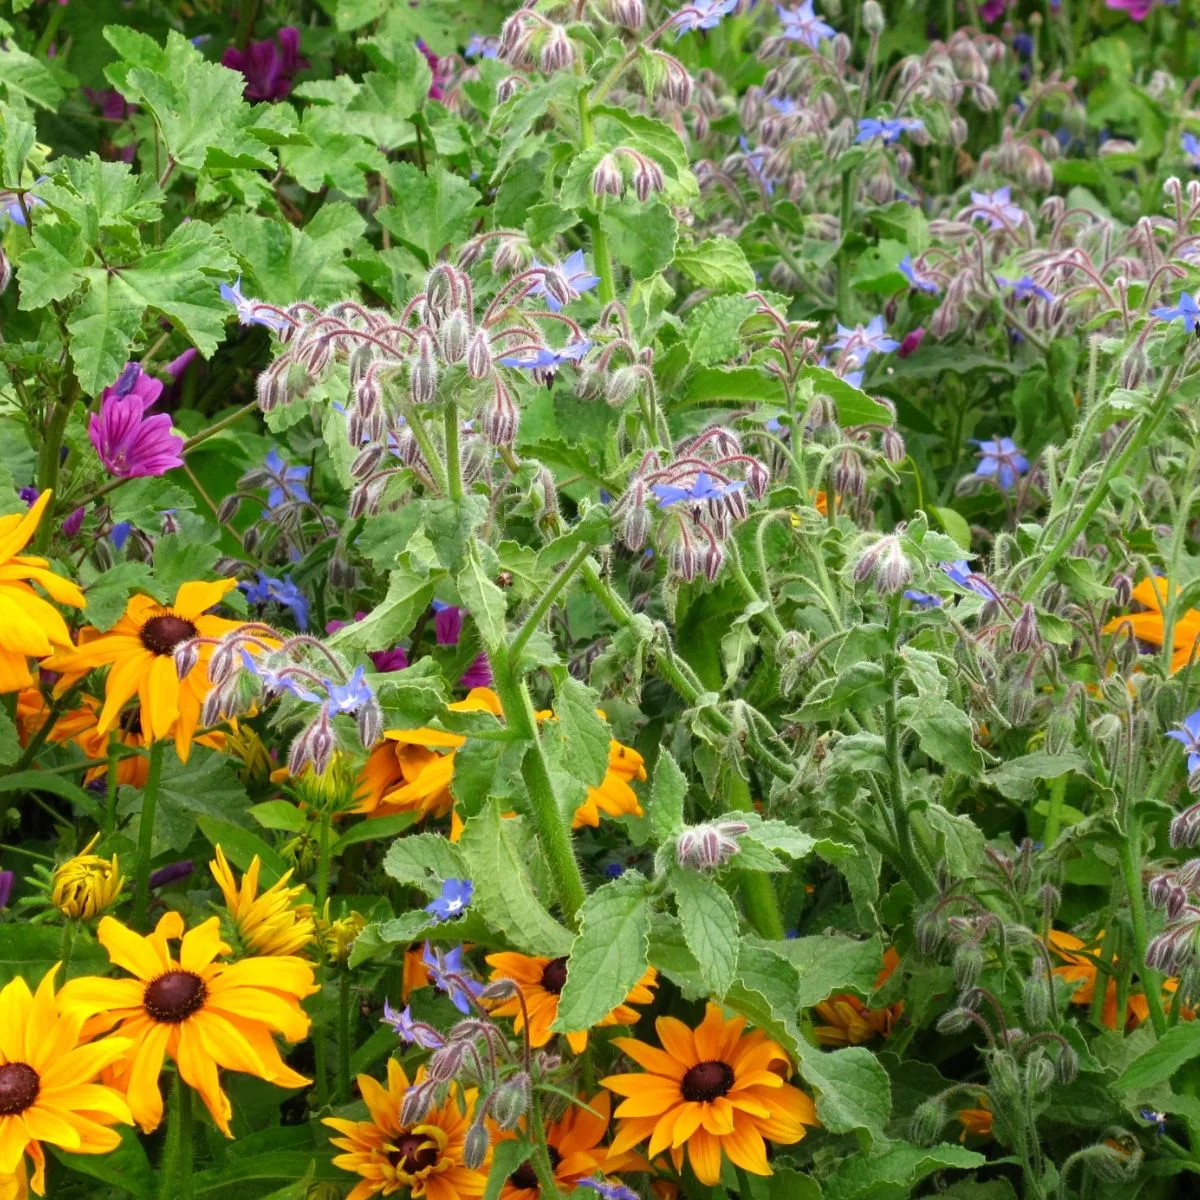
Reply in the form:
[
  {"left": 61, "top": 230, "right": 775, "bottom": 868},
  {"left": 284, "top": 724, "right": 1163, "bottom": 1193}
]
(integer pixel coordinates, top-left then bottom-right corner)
[
  {"left": 675, "top": 821, "right": 745, "bottom": 870},
  {"left": 410, "top": 337, "right": 438, "bottom": 405},
  {"left": 0, "top": 248, "right": 10, "bottom": 295},
  {"left": 746, "top": 459, "right": 770, "bottom": 499},
  {"left": 352, "top": 445, "right": 385, "bottom": 480},
  {"left": 496, "top": 75, "right": 524, "bottom": 105},
  {"left": 592, "top": 153, "right": 625, "bottom": 199},
  {"left": 174, "top": 639, "right": 199, "bottom": 681},
  {"left": 355, "top": 371, "right": 381, "bottom": 420},
  {"left": 483, "top": 388, "right": 519, "bottom": 446},
  {"left": 217, "top": 493, "right": 241, "bottom": 524},
  {"left": 308, "top": 714, "right": 336, "bottom": 776},
  {"left": 1168, "top": 887, "right": 1190, "bottom": 921},
  {"left": 607, "top": 0, "right": 645, "bottom": 27},
  {"left": 898, "top": 326, "right": 925, "bottom": 359},
  {"left": 539, "top": 26, "right": 574, "bottom": 73},
  {"left": 347, "top": 410, "right": 366, "bottom": 448},
  {"left": 256, "top": 366, "right": 284, "bottom": 411},
  {"left": 632, "top": 157, "right": 665, "bottom": 202},
  {"left": 833, "top": 451, "right": 866, "bottom": 499},
  {"left": 702, "top": 541, "right": 725, "bottom": 582},
  {"left": 207, "top": 641, "right": 240, "bottom": 688},
  {"left": 62, "top": 506, "right": 84, "bottom": 537},
  {"left": 467, "top": 329, "right": 492, "bottom": 380},
  {"left": 1010, "top": 603, "right": 1041, "bottom": 653},
  {"left": 622, "top": 503, "right": 651, "bottom": 551},
  {"left": 881, "top": 428, "right": 906, "bottom": 465},
  {"left": 400, "top": 1081, "right": 437, "bottom": 1127},
  {"left": 877, "top": 538, "right": 912, "bottom": 595},
  {"left": 438, "top": 311, "right": 470, "bottom": 363},
  {"left": 395, "top": 425, "right": 421, "bottom": 467},
  {"left": 672, "top": 539, "right": 700, "bottom": 582}
]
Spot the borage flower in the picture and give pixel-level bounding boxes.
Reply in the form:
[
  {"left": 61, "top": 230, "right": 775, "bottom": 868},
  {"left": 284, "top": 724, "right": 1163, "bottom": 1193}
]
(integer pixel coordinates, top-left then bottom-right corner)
[
  {"left": 1183, "top": 133, "right": 1200, "bottom": 170},
  {"left": 323, "top": 1060, "right": 487, "bottom": 1200},
  {"left": 59, "top": 913, "right": 315, "bottom": 1135},
  {"left": 263, "top": 448, "right": 311, "bottom": 508},
  {"left": 485, "top": 953, "right": 657, "bottom": 1053},
  {"left": 530, "top": 250, "right": 600, "bottom": 313},
  {"left": 964, "top": 187, "right": 1027, "bottom": 232},
  {"left": 423, "top": 943, "right": 484, "bottom": 1015},
  {"left": 1168, "top": 710, "right": 1200, "bottom": 773},
  {"left": 602, "top": 1003, "right": 819, "bottom": 1185},
  {"left": 651, "top": 472, "right": 745, "bottom": 510},
  {"left": 499, "top": 341, "right": 592, "bottom": 375},
  {"left": 972, "top": 437, "right": 1028, "bottom": 490},
  {"left": 0, "top": 966, "right": 135, "bottom": 1196},
  {"left": 220, "top": 277, "right": 293, "bottom": 333},
  {"left": 1152, "top": 291, "right": 1200, "bottom": 332},
  {"left": 425, "top": 878, "right": 474, "bottom": 923},
  {"left": 996, "top": 274, "right": 1054, "bottom": 302},
  {"left": 41, "top": 579, "right": 251, "bottom": 761},
  {"left": 826, "top": 315, "right": 899, "bottom": 367},
  {"left": 776, "top": 0, "right": 835, "bottom": 47},
  {"left": 495, "top": 1093, "right": 643, "bottom": 1200},
  {"left": 899, "top": 256, "right": 938, "bottom": 295},
  {"left": 855, "top": 117, "right": 923, "bottom": 144},
  {"left": 241, "top": 571, "right": 309, "bottom": 631},
  {"left": 670, "top": 0, "right": 739, "bottom": 38},
  {"left": 0, "top": 491, "right": 84, "bottom": 692},
  {"left": 210, "top": 846, "right": 316, "bottom": 957}
]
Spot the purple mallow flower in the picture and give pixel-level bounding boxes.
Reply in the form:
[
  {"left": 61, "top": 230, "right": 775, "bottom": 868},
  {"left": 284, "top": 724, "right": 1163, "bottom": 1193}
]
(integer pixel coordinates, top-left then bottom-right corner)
[
  {"left": 777, "top": 1, "right": 835, "bottom": 47},
  {"left": 827, "top": 315, "right": 900, "bottom": 366},
  {"left": 651, "top": 471, "right": 745, "bottom": 508},
  {"left": 996, "top": 274, "right": 1054, "bottom": 302},
  {"left": 0, "top": 870, "right": 13, "bottom": 910},
  {"left": 531, "top": 250, "right": 600, "bottom": 313},
  {"left": 898, "top": 327, "right": 926, "bottom": 358},
  {"left": 966, "top": 187, "right": 1027, "bottom": 231},
  {"left": 899, "top": 256, "right": 938, "bottom": 295},
  {"left": 264, "top": 448, "right": 311, "bottom": 508},
  {"left": 1152, "top": 291, "right": 1200, "bottom": 332},
  {"left": 221, "top": 27, "right": 308, "bottom": 102},
  {"left": 88, "top": 363, "right": 185, "bottom": 479},
  {"left": 855, "top": 117, "right": 924, "bottom": 145},
  {"left": 149, "top": 861, "right": 194, "bottom": 889},
  {"left": 973, "top": 437, "right": 1029, "bottom": 490},
  {"left": 459, "top": 654, "right": 494, "bottom": 689},
  {"left": 241, "top": 571, "right": 309, "bottom": 631},
  {"left": 425, "top": 878, "right": 474, "bottom": 922},
  {"left": 671, "top": 0, "right": 739, "bottom": 37},
  {"left": 423, "top": 943, "right": 484, "bottom": 1014},
  {"left": 980, "top": 0, "right": 1009, "bottom": 19},
  {"left": 1167, "top": 710, "right": 1200, "bottom": 774},
  {"left": 1106, "top": 0, "right": 1154, "bottom": 19},
  {"left": 382, "top": 1000, "right": 446, "bottom": 1049},
  {"left": 220, "top": 277, "right": 293, "bottom": 333}
]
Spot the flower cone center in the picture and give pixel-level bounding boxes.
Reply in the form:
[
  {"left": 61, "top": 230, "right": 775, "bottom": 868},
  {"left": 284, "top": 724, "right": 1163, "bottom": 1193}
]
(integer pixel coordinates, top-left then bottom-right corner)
[
  {"left": 681, "top": 1059, "right": 736, "bottom": 1102},
  {"left": 119, "top": 706, "right": 144, "bottom": 735},
  {"left": 389, "top": 1133, "right": 439, "bottom": 1174},
  {"left": 141, "top": 614, "right": 198, "bottom": 656},
  {"left": 144, "top": 969, "right": 207, "bottom": 1023},
  {"left": 539, "top": 957, "right": 568, "bottom": 995},
  {"left": 0, "top": 1063, "right": 39, "bottom": 1115},
  {"left": 509, "top": 1146, "right": 561, "bottom": 1190}
]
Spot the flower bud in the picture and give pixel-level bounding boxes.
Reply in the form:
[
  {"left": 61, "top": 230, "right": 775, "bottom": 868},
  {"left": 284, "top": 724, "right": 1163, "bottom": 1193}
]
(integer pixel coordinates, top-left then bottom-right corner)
[
  {"left": 862, "top": 0, "right": 885, "bottom": 34},
  {"left": 936, "top": 1007, "right": 973, "bottom": 1034},
  {"left": 483, "top": 389, "right": 519, "bottom": 446},
  {"left": 877, "top": 537, "right": 913, "bottom": 595},
  {"left": 672, "top": 539, "right": 700, "bottom": 582},
  {"left": 702, "top": 540, "right": 725, "bottom": 582},
  {"left": 410, "top": 338, "right": 439, "bottom": 405},
  {"left": 0, "top": 248, "right": 10, "bottom": 296},
  {"left": 910, "top": 1098, "right": 945, "bottom": 1146},
  {"left": 490, "top": 1073, "right": 531, "bottom": 1130},
  {"left": 463, "top": 1122, "right": 490, "bottom": 1171},
  {"left": 881, "top": 428, "right": 906, "bottom": 464},
  {"left": 438, "top": 311, "right": 470, "bottom": 364},
  {"left": 592, "top": 153, "right": 625, "bottom": 198},
  {"left": 1055, "top": 1045, "right": 1079, "bottom": 1085},
  {"left": 357, "top": 699, "right": 383, "bottom": 749},
  {"left": 1022, "top": 972, "right": 1051, "bottom": 1027},
  {"left": 540, "top": 25, "right": 574, "bottom": 73},
  {"left": 746, "top": 458, "right": 770, "bottom": 499},
  {"left": 1010, "top": 603, "right": 1040, "bottom": 653},
  {"left": 466, "top": 329, "right": 492, "bottom": 380},
  {"left": 428, "top": 1042, "right": 468, "bottom": 1083},
  {"left": 400, "top": 1081, "right": 437, "bottom": 1127},
  {"left": 605, "top": 366, "right": 641, "bottom": 406},
  {"left": 174, "top": 639, "right": 199, "bottom": 682},
  {"left": 51, "top": 835, "right": 123, "bottom": 920},
  {"left": 632, "top": 157, "right": 666, "bottom": 202},
  {"left": 607, "top": 0, "right": 645, "bottom": 27},
  {"left": 1023, "top": 1050, "right": 1055, "bottom": 1096},
  {"left": 953, "top": 944, "right": 983, "bottom": 991}
]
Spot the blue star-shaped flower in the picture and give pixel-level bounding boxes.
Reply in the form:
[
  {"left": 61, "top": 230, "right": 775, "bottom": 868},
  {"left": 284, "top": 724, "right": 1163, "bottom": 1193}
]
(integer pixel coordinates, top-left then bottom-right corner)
[
  {"left": 996, "top": 274, "right": 1054, "bottom": 302},
  {"left": 777, "top": 0, "right": 835, "bottom": 47},
  {"left": 422, "top": 943, "right": 484, "bottom": 1015},
  {"left": 425, "top": 878, "right": 474, "bottom": 922},
  {"left": 577, "top": 1180, "right": 641, "bottom": 1200},
  {"left": 220, "top": 276, "right": 293, "bottom": 333},
  {"left": 826, "top": 315, "right": 901, "bottom": 366},
  {"left": 966, "top": 187, "right": 1027, "bottom": 231},
  {"left": 1167, "top": 709, "right": 1200, "bottom": 774},
  {"left": 263, "top": 448, "right": 311, "bottom": 508},
  {"left": 651, "top": 471, "right": 746, "bottom": 508},
  {"left": 670, "top": 0, "right": 739, "bottom": 38},
  {"left": 940, "top": 560, "right": 996, "bottom": 599},
  {"left": 326, "top": 666, "right": 373, "bottom": 716},
  {"left": 855, "top": 117, "right": 924, "bottom": 144},
  {"left": 899, "top": 255, "right": 939, "bottom": 295},
  {"left": 973, "top": 437, "right": 1029, "bottom": 490},
  {"left": 1152, "top": 291, "right": 1200, "bottom": 332},
  {"left": 530, "top": 250, "right": 601, "bottom": 313},
  {"left": 499, "top": 341, "right": 592, "bottom": 370},
  {"left": 1183, "top": 132, "right": 1200, "bottom": 170},
  {"left": 381, "top": 1000, "right": 446, "bottom": 1049}
]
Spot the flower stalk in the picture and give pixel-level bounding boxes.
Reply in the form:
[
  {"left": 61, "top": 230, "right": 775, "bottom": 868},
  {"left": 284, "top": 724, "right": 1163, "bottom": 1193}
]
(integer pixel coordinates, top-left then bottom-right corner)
[{"left": 132, "top": 740, "right": 166, "bottom": 930}]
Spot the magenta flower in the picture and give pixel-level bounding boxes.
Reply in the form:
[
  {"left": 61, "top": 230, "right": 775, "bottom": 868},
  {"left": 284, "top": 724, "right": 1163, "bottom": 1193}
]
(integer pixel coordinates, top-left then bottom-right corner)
[
  {"left": 62, "top": 507, "right": 84, "bottom": 537},
  {"left": 88, "top": 363, "right": 184, "bottom": 479},
  {"left": 979, "top": 0, "right": 1009, "bottom": 20},
  {"left": 898, "top": 327, "right": 926, "bottom": 359},
  {"left": 1105, "top": 0, "right": 1154, "bottom": 16},
  {"left": 222, "top": 27, "right": 308, "bottom": 102},
  {"left": 459, "top": 654, "right": 493, "bottom": 689},
  {"left": 324, "top": 612, "right": 409, "bottom": 673},
  {"left": 418, "top": 40, "right": 454, "bottom": 102},
  {"left": 433, "top": 601, "right": 463, "bottom": 645}
]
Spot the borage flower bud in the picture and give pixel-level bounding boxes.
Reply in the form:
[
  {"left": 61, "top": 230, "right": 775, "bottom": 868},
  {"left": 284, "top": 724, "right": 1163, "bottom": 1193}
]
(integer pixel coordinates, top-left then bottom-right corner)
[
  {"left": 833, "top": 451, "right": 866, "bottom": 499},
  {"left": 607, "top": 0, "right": 644, "bottom": 28},
  {"left": 483, "top": 386, "right": 519, "bottom": 446},
  {"left": 467, "top": 329, "right": 492, "bottom": 380},
  {"left": 910, "top": 1098, "right": 945, "bottom": 1146},
  {"left": 357, "top": 698, "right": 383, "bottom": 748},
  {"left": 621, "top": 503, "right": 651, "bottom": 552},
  {"left": 1168, "top": 886, "right": 1190, "bottom": 921},
  {"left": 352, "top": 445, "right": 385, "bottom": 481},
  {"left": 672, "top": 538, "right": 700, "bottom": 582},
  {"left": 0, "top": 248, "right": 10, "bottom": 296},
  {"left": 632, "top": 157, "right": 665, "bottom": 202},
  {"left": 410, "top": 337, "right": 439, "bottom": 405},
  {"left": 862, "top": 0, "right": 885, "bottom": 34},
  {"left": 875, "top": 537, "right": 912, "bottom": 595},
  {"left": 173, "top": 639, "right": 199, "bottom": 682},
  {"left": 428, "top": 1041, "right": 468, "bottom": 1083},
  {"left": 881, "top": 428, "right": 906, "bottom": 464},
  {"left": 256, "top": 365, "right": 285, "bottom": 411},
  {"left": 490, "top": 1073, "right": 531, "bottom": 1130},
  {"left": 1010, "top": 603, "right": 1040, "bottom": 653},
  {"left": 1170, "top": 801, "right": 1200, "bottom": 848},
  {"left": 592, "top": 153, "right": 625, "bottom": 199},
  {"left": 463, "top": 1122, "right": 490, "bottom": 1171},
  {"left": 606, "top": 366, "right": 640, "bottom": 406},
  {"left": 702, "top": 541, "right": 725, "bottom": 582},
  {"left": 1149, "top": 873, "right": 1173, "bottom": 910},
  {"left": 400, "top": 1080, "right": 438, "bottom": 1127},
  {"left": 675, "top": 820, "right": 748, "bottom": 870},
  {"left": 746, "top": 459, "right": 770, "bottom": 499},
  {"left": 539, "top": 25, "right": 574, "bottom": 73}
]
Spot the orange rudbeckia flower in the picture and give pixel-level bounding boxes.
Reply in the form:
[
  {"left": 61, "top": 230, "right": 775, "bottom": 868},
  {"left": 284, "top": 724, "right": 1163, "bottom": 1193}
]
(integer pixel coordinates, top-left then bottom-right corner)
[
  {"left": 59, "top": 912, "right": 315, "bottom": 1135},
  {"left": 1103, "top": 577, "right": 1200, "bottom": 674},
  {"left": 812, "top": 946, "right": 903, "bottom": 1047},
  {"left": 485, "top": 952, "right": 657, "bottom": 1054},
  {"left": 602, "top": 1003, "right": 818, "bottom": 1186},
  {"left": 957, "top": 1094, "right": 993, "bottom": 1141},
  {"left": 42, "top": 579, "right": 250, "bottom": 761},
  {"left": 0, "top": 492, "right": 85, "bottom": 693}
]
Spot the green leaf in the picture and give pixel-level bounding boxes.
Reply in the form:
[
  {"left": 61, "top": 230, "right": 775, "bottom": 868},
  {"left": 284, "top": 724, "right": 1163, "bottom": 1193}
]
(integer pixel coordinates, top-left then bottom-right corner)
[
  {"left": 670, "top": 868, "right": 740, "bottom": 996},
  {"left": 459, "top": 802, "right": 574, "bottom": 956},
  {"left": 66, "top": 273, "right": 145, "bottom": 397},
  {"left": 129, "top": 749, "right": 250, "bottom": 854},
  {"left": 772, "top": 935, "right": 885, "bottom": 1007},
  {"left": 377, "top": 162, "right": 481, "bottom": 265},
  {"left": 1115, "top": 1021, "right": 1200, "bottom": 1091},
  {"left": 674, "top": 236, "right": 756, "bottom": 293},
  {"left": 0, "top": 707, "right": 15, "bottom": 768},
  {"left": 647, "top": 912, "right": 708, "bottom": 999},
  {"left": 281, "top": 108, "right": 387, "bottom": 198},
  {"left": 827, "top": 1141, "right": 987, "bottom": 1199},
  {"left": 0, "top": 771, "right": 102, "bottom": 823},
  {"left": 152, "top": 536, "right": 219, "bottom": 600},
  {"left": 483, "top": 1141, "right": 533, "bottom": 1200},
  {"left": 554, "top": 874, "right": 652, "bottom": 1033},
  {"left": 34, "top": 155, "right": 163, "bottom": 248},
  {"left": 791, "top": 662, "right": 889, "bottom": 722},
  {"left": 456, "top": 545, "right": 507, "bottom": 654},
  {"left": 985, "top": 751, "right": 1089, "bottom": 801},
  {"left": 930, "top": 505, "right": 971, "bottom": 552},
  {"left": 0, "top": 103, "right": 35, "bottom": 186},
  {"left": 0, "top": 925, "right": 108, "bottom": 986},
  {"left": 683, "top": 294, "right": 760, "bottom": 367},
  {"left": 329, "top": 559, "right": 438, "bottom": 653},
  {"left": 0, "top": 43, "right": 64, "bottom": 112},
  {"left": 51, "top": 1127, "right": 156, "bottom": 1199},
  {"left": 590, "top": 105, "right": 698, "bottom": 202},
  {"left": 383, "top": 833, "right": 470, "bottom": 896},
  {"left": 249, "top": 800, "right": 309, "bottom": 833},
  {"left": 82, "top": 562, "right": 156, "bottom": 631},
  {"left": 14, "top": 224, "right": 86, "bottom": 310},
  {"left": 333, "top": 811, "right": 418, "bottom": 852},
  {"left": 797, "top": 365, "right": 894, "bottom": 427},
  {"left": 679, "top": 365, "right": 787, "bottom": 409},
  {"left": 552, "top": 675, "right": 611, "bottom": 790},
  {"left": 345, "top": 43, "right": 432, "bottom": 148},
  {"left": 600, "top": 200, "right": 678, "bottom": 280},
  {"left": 898, "top": 695, "right": 985, "bottom": 776},
  {"left": 648, "top": 751, "right": 687, "bottom": 843}
]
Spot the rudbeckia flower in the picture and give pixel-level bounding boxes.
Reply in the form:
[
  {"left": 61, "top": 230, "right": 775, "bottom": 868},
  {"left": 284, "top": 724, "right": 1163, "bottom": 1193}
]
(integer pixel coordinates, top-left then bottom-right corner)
[
  {"left": 210, "top": 847, "right": 316, "bottom": 958},
  {"left": 571, "top": 740, "right": 647, "bottom": 829},
  {"left": 485, "top": 954, "right": 657, "bottom": 1054},
  {"left": 59, "top": 912, "right": 315, "bottom": 1135},
  {"left": 957, "top": 1095, "right": 993, "bottom": 1141},
  {"left": 50, "top": 834, "right": 124, "bottom": 920},
  {"left": 494, "top": 1093, "right": 643, "bottom": 1200},
  {"left": 323, "top": 1059, "right": 488, "bottom": 1200},
  {"left": 1103, "top": 577, "right": 1200, "bottom": 674},
  {"left": 0, "top": 965, "right": 134, "bottom": 1196},
  {"left": 811, "top": 947, "right": 903, "bottom": 1047},
  {"left": 42, "top": 579, "right": 251, "bottom": 761},
  {"left": 601, "top": 1003, "right": 818, "bottom": 1186},
  {"left": 0, "top": 491, "right": 85, "bottom": 693}
]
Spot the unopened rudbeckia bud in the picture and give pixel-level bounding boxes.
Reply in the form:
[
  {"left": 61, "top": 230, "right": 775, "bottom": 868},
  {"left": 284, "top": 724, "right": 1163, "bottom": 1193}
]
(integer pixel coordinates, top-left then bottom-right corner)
[
  {"left": 592, "top": 153, "right": 625, "bottom": 198},
  {"left": 862, "top": 0, "right": 885, "bottom": 34},
  {"left": 463, "top": 1122, "right": 490, "bottom": 1170},
  {"left": 52, "top": 835, "right": 123, "bottom": 920},
  {"left": 540, "top": 25, "right": 574, "bottom": 73},
  {"left": 467, "top": 329, "right": 492, "bottom": 380},
  {"left": 1010, "top": 603, "right": 1041, "bottom": 653},
  {"left": 490, "top": 1073, "right": 531, "bottom": 1131}
]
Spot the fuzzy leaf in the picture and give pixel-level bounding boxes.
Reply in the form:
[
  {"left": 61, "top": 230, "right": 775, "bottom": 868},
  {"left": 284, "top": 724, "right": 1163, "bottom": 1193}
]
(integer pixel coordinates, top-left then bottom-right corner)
[
  {"left": 772, "top": 935, "right": 886, "bottom": 1007},
  {"left": 1115, "top": 1021, "right": 1200, "bottom": 1091},
  {"left": 673, "top": 236, "right": 756, "bottom": 293},
  {"left": 600, "top": 200, "right": 678, "bottom": 280},
  {"left": 551, "top": 675, "right": 611, "bottom": 790},
  {"left": 377, "top": 162, "right": 481, "bottom": 265},
  {"left": 382, "top": 833, "right": 470, "bottom": 896},
  {"left": 456, "top": 545, "right": 507, "bottom": 654},
  {"left": 899, "top": 695, "right": 985, "bottom": 776},
  {"left": 684, "top": 295, "right": 760, "bottom": 367},
  {"left": 827, "top": 1141, "right": 987, "bottom": 1199},
  {"left": 329, "top": 559, "right": 438, "bottom": 654},
  {"left": 554, "top": 874, "right": 652, "bottom": 1033},
  {"left": 648, "top": 751, "right": 688, "bottom": 843},
  {"left": 670, "top": 868, "right": 739, "bottom": 995}
]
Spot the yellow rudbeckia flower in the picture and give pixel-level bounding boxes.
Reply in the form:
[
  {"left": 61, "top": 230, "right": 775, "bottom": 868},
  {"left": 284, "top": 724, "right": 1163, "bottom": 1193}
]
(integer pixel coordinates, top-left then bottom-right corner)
[{"left": 210, "top": 847, "right": 316, "bottom": 958}]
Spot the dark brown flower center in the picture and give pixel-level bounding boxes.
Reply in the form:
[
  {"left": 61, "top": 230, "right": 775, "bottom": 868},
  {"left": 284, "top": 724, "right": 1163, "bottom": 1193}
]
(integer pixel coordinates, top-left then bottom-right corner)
[
  {"left": 388, "top": 1133, "right": 439, "bottom": 1174},
  {"left": 0, "top": 1063, "right": 39, "bottom": 1115},
  {"left": 119, "top": 707, "right": 143, "bottom": 735},
  {"left": 140, "top": 614, "right": 198, "bottom": 656},
  {"left": 509, "top": 1146, "right": 561, "bottom": 1190},
  {"left": 540, "top": 957, "right": 568, "bottom": 995},
  {"left": 681, "top": 1059, "right": 736, "bottom": 1103},
  {"left": 143, "top": 970, "right": 207, "bottom": 1023}
]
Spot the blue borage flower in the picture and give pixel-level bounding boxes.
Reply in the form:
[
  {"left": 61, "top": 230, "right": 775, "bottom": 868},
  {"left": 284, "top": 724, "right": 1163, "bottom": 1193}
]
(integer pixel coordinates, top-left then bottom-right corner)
[
  {"left": 380, "top": 1000, "right": 446, "bottom": 1050},
  {"left": 464, "top": 33, "right": 499, "bottom": 59},
  {"left": 578, "top": 1179, "right": 640, "bottom": 1200},
  {"left": 996, "top": 274, "right": 1054, "bottom": 302},
  {"left": 906, "top": 561, "right": 996, "bottom": 607},
  {"left": 1167, "top": 710, "right": 1200, "bottom": 773},
  {"left": 777, "top": 0, "right": 835, "bottom": 48},
  {"left": 973, "top": 437, "right": 1029, "bottom": 490},
  {"left": 1183, "top": 132, "right": 1200, "bottom": 169},
  {"left": 240, "top": 570, "right": 309, "bottom": 631},
  {"left": 826, "top": 315, "right": 901, "bottom": 366},
  {"left": 855, "top": 116, "right": 924, "bottom": 144},
  {"left": 529, "top": 249, "right": 600, "bottom": 312},
  {"left": 422, "top": 942, "right": 484, "bottom": 1014},
  {"left": 738, "top": 137, "right": 776, "bottom": 195},
  {"left": 263, "top": 448, "right": 311, "bottom": 508},
  {"left": 965, "top": 186, "right": 1027, "bottom": 231},
  {"left": 325, "top": 666, "right": 374, "bottom": 715},
  {"left": 1152, "top": 291, "right": 1200, "bottom": 332},
  {"left": 220, "top": 276, "right": 293, "bottom": 332},
  {"left": 424, "top": 878, "right": 474, "bottom": 922},
  {"left": 651, "top": 471, "right": 746, "bottom": 508},
  {"left": 769, "top": 96, "right": 800, "bottom": 115},
  {"left": 670, "top": 0, "right": 739, "bottom": 38},
  {"left": 499, "top": 340, "right": 592, "bottom": 370},
  {"left": 900, "top": 255, "right": 939, "bottom": 294},
  {"left": 1140, "top": 1109, "right": 1168, "bottom": 1136}
]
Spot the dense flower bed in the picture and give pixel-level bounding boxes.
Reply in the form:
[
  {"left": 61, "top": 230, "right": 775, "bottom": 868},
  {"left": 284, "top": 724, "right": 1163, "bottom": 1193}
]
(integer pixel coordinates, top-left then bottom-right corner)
[{"left": 2, "top": 0, "right": 1200, "bottom": 1197}]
